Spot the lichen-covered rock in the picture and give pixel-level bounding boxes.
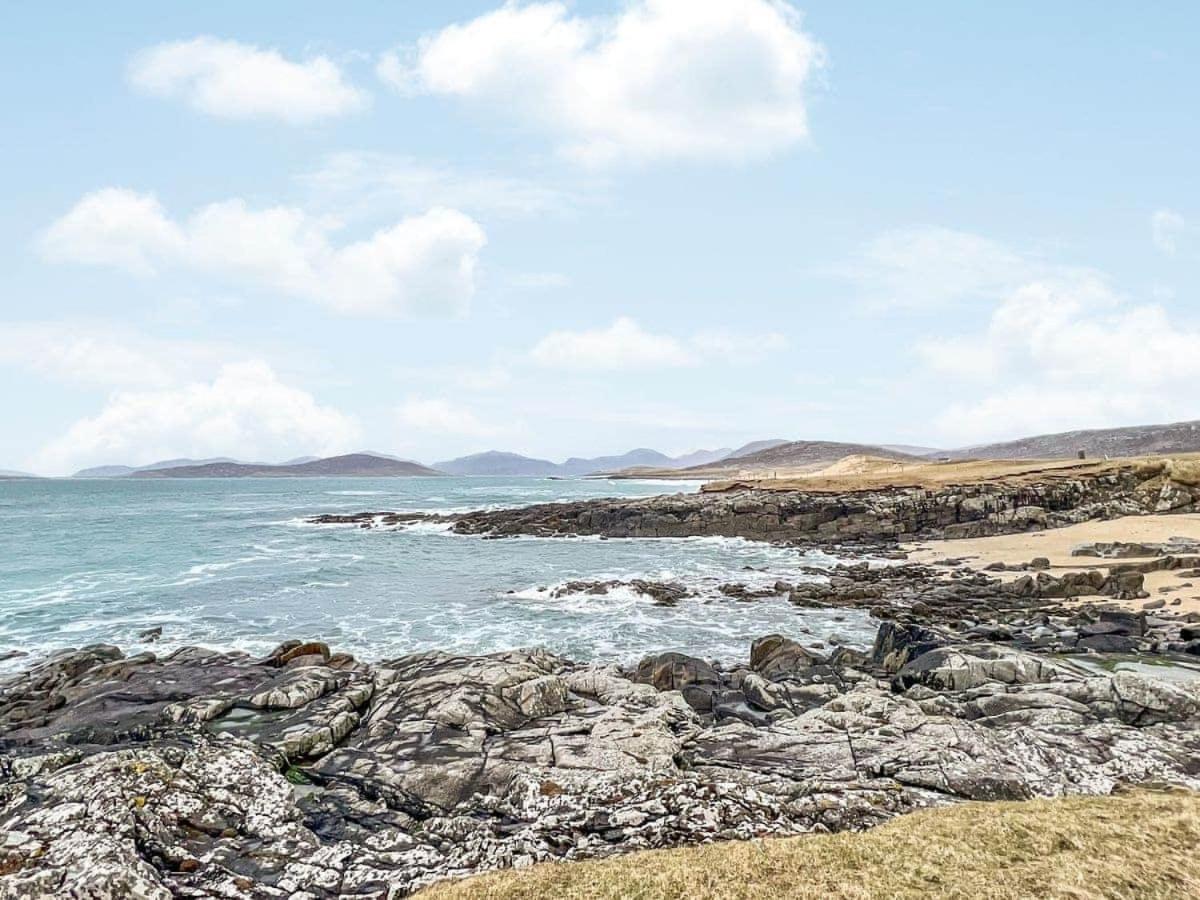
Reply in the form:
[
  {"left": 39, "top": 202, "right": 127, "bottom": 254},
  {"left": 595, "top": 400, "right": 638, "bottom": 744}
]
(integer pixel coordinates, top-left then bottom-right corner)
[{"left": 3, "top": 631, "right": 1199, "bottom": 898}]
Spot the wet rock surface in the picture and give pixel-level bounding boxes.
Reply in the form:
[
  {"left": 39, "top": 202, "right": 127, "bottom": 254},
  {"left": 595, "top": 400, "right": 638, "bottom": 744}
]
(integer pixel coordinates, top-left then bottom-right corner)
[
  {"left": 3, "top": 621, "right": 1200, "bottom": 898},
  {"left": 540, "top": 579, "right": 694, "bottom": 606},
  {"left": 307, "top": 511, "right": 449, "bottom": 529}
]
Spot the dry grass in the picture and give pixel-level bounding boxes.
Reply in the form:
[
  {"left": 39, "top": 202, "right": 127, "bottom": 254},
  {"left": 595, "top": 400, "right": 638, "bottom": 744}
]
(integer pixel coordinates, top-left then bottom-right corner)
[
  {"left": 418, "top": 790, "right": 1200, "bottom": 900},
  {"left": 701, "top": 453, "right": 1200, "bottom": 494},
  {"left": 1167, "top": 458, "right": 1200, "bottom": 487}
]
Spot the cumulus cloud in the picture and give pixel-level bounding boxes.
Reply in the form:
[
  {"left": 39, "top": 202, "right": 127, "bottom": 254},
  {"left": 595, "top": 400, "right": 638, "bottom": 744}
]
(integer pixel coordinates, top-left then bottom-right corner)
[
  {"left": 1151, "top": 208, "right": 1185, "bottom": 254},
  {"left": 397, "top": 397, "right": 504, "bottom": 437},
  {"left": 529, "top": 318, "right": 786, "bottom": 370},
  {"left": 933, "top": 387, "right": 1170, "bottom": 449},
  {"left": 840, "top": 225, "right": 1045, "bottom": 311},
  {"left": 530, "top": 318, "right": 696, "bottom": 370},
  {"left": 918, "top": 275, "right": 1200, "bottom": 444},
  {"left": 381, "top": 0, "right": 824, "bottom": 165},
  {"left": 39, "top": 188, "right": 487, "bottom": 317},
  {"left": 35, "top": 361, "right": 359, "bottom": 475},
  {"left": 0, "top": 321, "right": 230, "bottom": 388},
  {"left": 38, "top": 189, "right": 184, "bottom": 276},
  {"left": 128, "top": 36, "right": 367, "bottom": 123}
]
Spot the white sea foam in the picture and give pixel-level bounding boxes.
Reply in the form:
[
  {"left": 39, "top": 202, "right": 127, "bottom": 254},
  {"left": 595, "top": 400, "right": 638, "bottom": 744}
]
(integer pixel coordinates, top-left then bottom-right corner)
[
  {"left": 1, "top": 475, "right": 875, "bottom": 668},
  {"left": 181, "top": 555, "right": 271, "bottom": 577},
  {"left": 392, "top": 520, "right": 457, "bottom": 535}
]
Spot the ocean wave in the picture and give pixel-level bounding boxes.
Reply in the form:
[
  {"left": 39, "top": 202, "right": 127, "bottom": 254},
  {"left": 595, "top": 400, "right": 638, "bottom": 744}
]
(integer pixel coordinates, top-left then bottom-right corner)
[
  {"left": 181, "top": 555, "right": 271, "bottom": 577},
  {"left": 393, "top": 520, "right": 457, "bottom": 535}
]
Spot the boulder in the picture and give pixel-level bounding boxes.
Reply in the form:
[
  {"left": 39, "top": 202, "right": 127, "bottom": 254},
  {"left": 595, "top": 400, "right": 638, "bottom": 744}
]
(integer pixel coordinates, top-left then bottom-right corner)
[
  {"left": 749, "top": 634, "right": 826, "bottom": 679},
  {"left": 633, "top": 651, "right": 720, "bottom": 711},
  {"left": 870, "top": 621, "right": 945, "bottom": 673},
  {"left": 894, "top": 645, "right": 1068, "bottom": 693}
]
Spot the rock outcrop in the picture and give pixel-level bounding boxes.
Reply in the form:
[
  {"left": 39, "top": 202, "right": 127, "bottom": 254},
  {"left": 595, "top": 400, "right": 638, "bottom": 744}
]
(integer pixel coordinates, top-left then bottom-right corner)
[
  {"left": 322, "top": 461, "right": 1200, "bottom": 544},
  {"left": 3, "top": 626, "right": 1199, "bottom": 898}
]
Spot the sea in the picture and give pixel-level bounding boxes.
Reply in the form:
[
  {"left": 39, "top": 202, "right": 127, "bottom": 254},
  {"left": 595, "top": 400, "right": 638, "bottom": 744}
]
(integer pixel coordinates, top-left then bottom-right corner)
[{"left": 0, "top": 476, "right": 876, "bottom": 672}]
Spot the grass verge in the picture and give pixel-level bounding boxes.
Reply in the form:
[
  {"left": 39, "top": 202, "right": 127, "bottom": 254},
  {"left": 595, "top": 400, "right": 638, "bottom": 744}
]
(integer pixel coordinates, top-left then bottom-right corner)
[{"left": 418, "top": 789, "right": 1200, "bottom": 899}]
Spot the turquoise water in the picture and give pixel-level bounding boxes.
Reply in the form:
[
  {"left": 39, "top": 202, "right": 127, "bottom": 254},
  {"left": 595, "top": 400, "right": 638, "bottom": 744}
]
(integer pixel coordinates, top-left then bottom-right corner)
[{"left": 0, "top": 477, "right": 873, "bottom": 669}]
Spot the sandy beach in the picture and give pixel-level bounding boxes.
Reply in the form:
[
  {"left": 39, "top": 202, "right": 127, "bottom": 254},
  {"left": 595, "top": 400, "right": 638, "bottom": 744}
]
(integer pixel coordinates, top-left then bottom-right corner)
[{"left": 906, "top": 513, "right": 1200, "bottom": 613}]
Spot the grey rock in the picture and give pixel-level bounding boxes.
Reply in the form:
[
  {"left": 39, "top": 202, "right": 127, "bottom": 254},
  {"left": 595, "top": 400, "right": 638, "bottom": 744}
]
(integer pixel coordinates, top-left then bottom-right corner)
[
  {"left": 3, "top": 629, "right": 1199, "bottom": 898},
  {"left": 316, "top": 462, "right": 1200, "bottom": 544}
]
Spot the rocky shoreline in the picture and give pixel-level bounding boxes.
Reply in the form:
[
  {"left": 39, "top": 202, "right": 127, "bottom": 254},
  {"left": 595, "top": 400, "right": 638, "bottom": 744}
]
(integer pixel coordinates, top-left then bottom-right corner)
[
  {"left": 3, "top": 616, "right": 1200, "bottom": 898},
  {"left": 5, "top": 465, "right": 1200, "bottom": 897},
  {"left": 310, "top": 458, "right": 1199, "bottom": 544}
]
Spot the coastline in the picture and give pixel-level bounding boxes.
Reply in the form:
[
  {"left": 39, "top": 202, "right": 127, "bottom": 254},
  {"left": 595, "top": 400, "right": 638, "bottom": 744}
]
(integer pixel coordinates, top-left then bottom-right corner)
[
  {"left": 906, "top": 513, "right": 1200, "bottom": 615},
  {"left": 3, "top": 617, "right": 1199, "bottom": 897},
  {"left": 4, "top": 460, "right": 1200, "bottom": 896}
]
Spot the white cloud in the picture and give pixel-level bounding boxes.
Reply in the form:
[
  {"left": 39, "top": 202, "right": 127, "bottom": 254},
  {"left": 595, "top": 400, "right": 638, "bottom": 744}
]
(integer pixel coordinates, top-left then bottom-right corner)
[
  {"left": 38, "top": 188, "right": 184, "bottom": 275},
  {"left": 528, "top": 318, "right": 786, "bottom": 370},
  {"left": 0, "top": 321, "right": 230, "bottom": 388},
  {"left": 39, "top": 189, "right": 487, "bottom": 317},
  {"left": 35, "top": 361, "right": 359, "bottom": 475},
  {"left": 530, "top": 317, "right": 696, "bottom": 370},
  {"left": 128, "top": 36, "right": 367, "bottom": 123},
  {"left": 302, "top": 151, "right": 575, "bottom": 217},
  {"left": 382, "top": 0, "right": 824, "bottom": 165},
  {"left": 934, "top": 387, "right": 1170, "bottom": 449},
  {"left": 397, "top": 397, "right": 504, "bottom": 437},
  {"left": 1151, "top": 208, "right": 1185, "bottom": 254},
  {"left": 918, "top": 275, "right": 1200, "bottom": 444},
  {"left": 841, "top": 225, "right": 1044, "bottom": 311}
]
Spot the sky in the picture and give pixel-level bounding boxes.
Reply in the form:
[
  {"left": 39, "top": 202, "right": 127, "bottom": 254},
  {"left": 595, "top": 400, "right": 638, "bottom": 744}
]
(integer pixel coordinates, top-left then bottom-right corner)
[{"left": 2, "top": 1, "right": 1198, "bottom": 475}]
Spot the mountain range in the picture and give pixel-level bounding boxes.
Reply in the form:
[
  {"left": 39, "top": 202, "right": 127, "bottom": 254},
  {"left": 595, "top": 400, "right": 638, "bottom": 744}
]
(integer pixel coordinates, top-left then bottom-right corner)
[
  {"left": 129, "top": 454, "right": 440, "bottom": 478},
  {"left": 433, "top": 447, "right": 733, "bottom": 477},
  {"left": 942, "top": 418, "right": 1200, "bottom": 461},
  {"left": 3, "top": 417, "right": 1193, "bottom": 480},
  {"left": 618, "top": 440, "right": 926, "bottom": 479}
]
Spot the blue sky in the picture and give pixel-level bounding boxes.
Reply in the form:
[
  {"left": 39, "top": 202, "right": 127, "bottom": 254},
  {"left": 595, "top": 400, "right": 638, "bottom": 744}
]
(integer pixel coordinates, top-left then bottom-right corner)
[{"left": 2, "top": 1, "right": 1197, "bottom": 474}]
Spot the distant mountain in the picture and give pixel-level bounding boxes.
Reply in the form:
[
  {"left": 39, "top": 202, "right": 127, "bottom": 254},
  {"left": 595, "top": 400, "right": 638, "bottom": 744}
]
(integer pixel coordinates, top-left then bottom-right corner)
[
  {"left": 614, "top": 440, "right": 923, "bottom": 479},
  {"left": 881, "top": 444, "right": 945, "bottom": 457},
  {"left": 140, "top": 457, "right": 241, "bottom": 471},
  {"left": 670, "top": 447, "right": 734, "bottom": 468},
  {"left": 74, "top": 465, "right": 137, "bottom": 478},
  {"left": 725, "top": 439, "right": 789, "bottom": 459},
  {"left": 947, "top": 419, "right": 1200, "bottom": 460},
  {"left": 705, "top": 440, "right": 922, "bottom": 472},
  {"left": 434, "top": 451, "right": 560, "bottom": 477},
  {"left": 75, "top": 457, "right": 240, "bottom": 478},
  {"left": 130, "top": 453, "right": 442, "bottom": 478},
  {"left": 436, "top": 447, "right": 734, "bottom": 477},
  {"left": 0, "top": 468, "right": 37, "bottom": 479},
  {"left": 559, "top": 448, "right": 676, "bottom": 476}
]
